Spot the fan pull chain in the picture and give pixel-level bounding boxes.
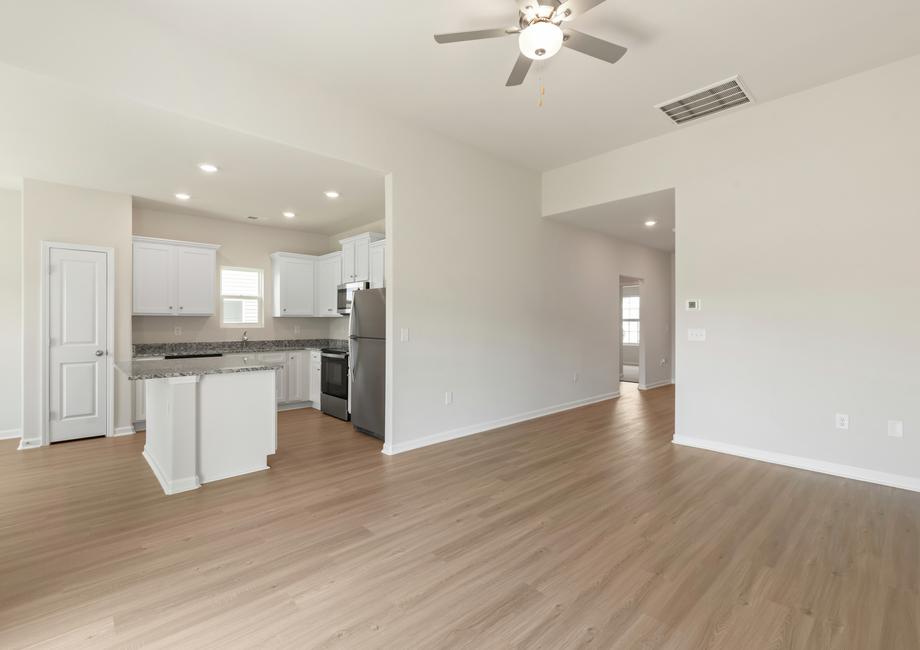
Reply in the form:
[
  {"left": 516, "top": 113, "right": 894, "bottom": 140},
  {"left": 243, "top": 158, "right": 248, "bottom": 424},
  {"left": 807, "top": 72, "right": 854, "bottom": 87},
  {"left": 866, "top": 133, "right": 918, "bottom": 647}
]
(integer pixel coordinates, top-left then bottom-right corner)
[{"left": 538, "top": 66, "right": 545, "bottom": 108}]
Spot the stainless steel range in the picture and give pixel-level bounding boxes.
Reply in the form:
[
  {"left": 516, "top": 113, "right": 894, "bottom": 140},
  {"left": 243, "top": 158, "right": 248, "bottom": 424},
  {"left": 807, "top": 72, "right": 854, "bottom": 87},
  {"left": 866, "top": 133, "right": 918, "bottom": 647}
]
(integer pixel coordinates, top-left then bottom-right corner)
[{"left": 320, "top": 348, "right": 349, "bottom": 421}]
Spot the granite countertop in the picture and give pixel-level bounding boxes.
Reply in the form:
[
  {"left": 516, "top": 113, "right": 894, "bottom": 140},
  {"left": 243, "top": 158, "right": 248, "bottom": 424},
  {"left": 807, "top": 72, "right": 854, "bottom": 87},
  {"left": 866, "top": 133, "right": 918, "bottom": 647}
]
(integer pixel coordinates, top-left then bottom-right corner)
[
  {"left": 133, "top": 338, "right": 348, "bottom": 358},
  {"left": 116, "top": 356, "right": 285, "bottom": 381}
]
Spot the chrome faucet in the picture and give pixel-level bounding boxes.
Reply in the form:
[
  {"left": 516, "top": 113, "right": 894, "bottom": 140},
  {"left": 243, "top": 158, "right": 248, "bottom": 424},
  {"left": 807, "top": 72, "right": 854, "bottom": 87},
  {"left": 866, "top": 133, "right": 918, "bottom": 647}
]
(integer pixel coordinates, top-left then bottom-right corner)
[{"left": 241, "top": 330, "right": 249, "bottom": 345}]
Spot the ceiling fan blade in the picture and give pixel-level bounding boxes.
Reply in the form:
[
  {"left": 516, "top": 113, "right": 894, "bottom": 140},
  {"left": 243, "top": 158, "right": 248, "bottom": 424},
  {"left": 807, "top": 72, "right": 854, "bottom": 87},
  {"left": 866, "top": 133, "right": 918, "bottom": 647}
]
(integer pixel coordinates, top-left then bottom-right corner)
[
  {"left": 434, "top": 28, "right": 517, "bottom": 44},
  {"left": 562, "top": 30, "right": 627, "bottom": 64},
  {"left": 555, "top": 0, "right": 608, "bottom": 21},
  {"left": 505, "top": 54, "right": 533, "bottom": 86}
]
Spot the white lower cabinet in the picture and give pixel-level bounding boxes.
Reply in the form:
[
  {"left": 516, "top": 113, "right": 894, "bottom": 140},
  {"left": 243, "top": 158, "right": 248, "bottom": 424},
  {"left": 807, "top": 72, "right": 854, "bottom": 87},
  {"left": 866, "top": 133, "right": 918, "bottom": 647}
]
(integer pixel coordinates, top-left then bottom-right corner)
[
  {"left": 133, "top": 379, "right": 146, "bottom": 425},
  {"left": 257, "top": 352, "right": 288, "bottom": 403},
  {"left": 310, "top": 350, "right": 322, "bottom": 408},
  {"left": 245, "top": 350, "right": 318, "bottom": 407},
  {"left": 137, "top": 350, "right": 319, "bottom": 415}
]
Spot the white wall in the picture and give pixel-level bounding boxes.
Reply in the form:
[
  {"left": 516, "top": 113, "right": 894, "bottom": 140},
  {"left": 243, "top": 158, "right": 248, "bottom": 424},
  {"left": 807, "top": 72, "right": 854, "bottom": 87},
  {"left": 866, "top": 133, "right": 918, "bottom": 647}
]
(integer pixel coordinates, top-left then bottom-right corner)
[
  {"left": 544, "top": 54, "right": 920, "bottom": 487},
  {"left": 133, "top": 207, "right": 339, "bottom": 343},
  {"left": 21, "top": 179, "right": 133, "bottom": 446},
  {"left": 0, "top": 188, "right": 21, "bottom": 439}
]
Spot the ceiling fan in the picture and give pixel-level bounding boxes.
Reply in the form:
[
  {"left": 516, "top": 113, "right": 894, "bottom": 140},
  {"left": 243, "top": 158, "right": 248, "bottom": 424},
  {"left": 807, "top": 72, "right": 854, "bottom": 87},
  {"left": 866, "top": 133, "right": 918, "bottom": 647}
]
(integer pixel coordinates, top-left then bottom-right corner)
[{"left": 434, "top": 0, "right": 627, "bottom": 87}]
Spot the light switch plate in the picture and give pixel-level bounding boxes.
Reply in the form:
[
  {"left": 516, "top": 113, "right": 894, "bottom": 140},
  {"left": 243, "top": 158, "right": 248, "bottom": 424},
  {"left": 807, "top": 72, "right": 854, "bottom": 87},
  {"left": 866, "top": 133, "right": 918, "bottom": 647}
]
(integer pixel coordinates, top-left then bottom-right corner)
[{"left": 687, "top": 328, "right": 706, "bottom": 342}]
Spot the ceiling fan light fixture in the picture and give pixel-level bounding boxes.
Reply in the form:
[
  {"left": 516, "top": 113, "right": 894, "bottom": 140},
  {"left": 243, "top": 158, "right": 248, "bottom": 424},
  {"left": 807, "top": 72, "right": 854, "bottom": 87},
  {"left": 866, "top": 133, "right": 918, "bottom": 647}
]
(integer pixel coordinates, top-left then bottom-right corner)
[{"left": 519, "top": 20, "right": 563, "bottom": 60}]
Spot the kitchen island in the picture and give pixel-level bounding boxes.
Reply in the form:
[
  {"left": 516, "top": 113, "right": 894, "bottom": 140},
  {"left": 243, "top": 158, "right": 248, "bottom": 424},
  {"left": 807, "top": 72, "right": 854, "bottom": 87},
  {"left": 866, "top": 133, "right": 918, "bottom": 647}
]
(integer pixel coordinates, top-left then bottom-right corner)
[{"left": 117, "top": 356, "right": 281, "bottom": 495}]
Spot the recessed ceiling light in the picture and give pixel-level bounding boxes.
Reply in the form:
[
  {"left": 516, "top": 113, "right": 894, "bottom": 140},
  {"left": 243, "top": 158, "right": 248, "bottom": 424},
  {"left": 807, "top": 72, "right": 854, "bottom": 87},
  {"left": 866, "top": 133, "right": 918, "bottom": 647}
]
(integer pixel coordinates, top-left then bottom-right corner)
[
  {"left": 283, "top": 211, "right": 296, "bottom": 219},
  {"left": 324, "top": 190, "right": 340, "bottom": 199},
  {"left": 175, "top": 192, "right": 191, "bottom": 201},
  {"left": 644, "top": 220, "right": 657, "bottom": 227},
  {"left": 198, "top": 163, "right": 219, "bottom": 173}
]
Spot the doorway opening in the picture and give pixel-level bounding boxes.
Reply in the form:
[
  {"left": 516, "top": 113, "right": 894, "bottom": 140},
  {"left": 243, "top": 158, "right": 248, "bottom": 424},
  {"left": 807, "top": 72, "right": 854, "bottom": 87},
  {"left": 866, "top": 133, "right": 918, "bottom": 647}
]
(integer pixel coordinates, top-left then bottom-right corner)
[{"left": 619, "top": 276, "right": 642, "bottom": 385}]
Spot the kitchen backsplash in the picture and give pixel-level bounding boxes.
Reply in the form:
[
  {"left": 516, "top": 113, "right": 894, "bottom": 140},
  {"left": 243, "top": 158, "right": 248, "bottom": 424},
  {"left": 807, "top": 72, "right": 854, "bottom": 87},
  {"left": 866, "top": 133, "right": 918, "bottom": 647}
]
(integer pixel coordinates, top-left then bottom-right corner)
[{"left": 133, "top": 339, "right": 349, "bottom": 357}]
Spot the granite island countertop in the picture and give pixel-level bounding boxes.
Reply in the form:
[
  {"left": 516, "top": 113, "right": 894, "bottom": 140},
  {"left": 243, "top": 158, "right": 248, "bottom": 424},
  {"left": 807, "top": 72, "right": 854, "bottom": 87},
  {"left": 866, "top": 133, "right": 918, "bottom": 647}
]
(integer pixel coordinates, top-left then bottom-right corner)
[
  {"left": 132, "top": 338, "right": 349, "bottom": 358},
  {"left": 116, "top": 356, "right": 284, "bottom": 381}
]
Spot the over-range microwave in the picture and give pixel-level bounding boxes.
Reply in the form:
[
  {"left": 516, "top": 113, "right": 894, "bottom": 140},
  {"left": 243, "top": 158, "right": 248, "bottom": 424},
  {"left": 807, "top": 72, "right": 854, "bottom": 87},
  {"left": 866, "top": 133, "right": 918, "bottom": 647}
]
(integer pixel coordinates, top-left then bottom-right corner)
[{"left": 337, "top": 281, "right": 369, "bottom": 315}]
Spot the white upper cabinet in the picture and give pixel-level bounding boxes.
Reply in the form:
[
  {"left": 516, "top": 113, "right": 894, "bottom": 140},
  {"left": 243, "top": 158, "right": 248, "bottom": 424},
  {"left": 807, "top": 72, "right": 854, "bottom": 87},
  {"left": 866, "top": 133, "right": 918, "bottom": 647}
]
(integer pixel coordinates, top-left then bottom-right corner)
[
  {"left": 369, "top": 240, "right": 386, "bottom": 289},
  {"left": 341, "top": 240, "right": 357, "bottom": 282},
  {"left": 339, "top": 232, "right": 384, "bottom": 282},
  {"left": 133, "top": 237, "right": 218, "bottom": 316},
  {"left": 133, "top": 240, "right": 175, "bottom": 314},
  {"left": 175, "top": 246, "right": 217, "bottom": 315},
  {"left": 271, "top": 253, "right": 315, "bottom": 317},
  {"left": 315, "top": 253, "right": 342, "bottom": 317}
]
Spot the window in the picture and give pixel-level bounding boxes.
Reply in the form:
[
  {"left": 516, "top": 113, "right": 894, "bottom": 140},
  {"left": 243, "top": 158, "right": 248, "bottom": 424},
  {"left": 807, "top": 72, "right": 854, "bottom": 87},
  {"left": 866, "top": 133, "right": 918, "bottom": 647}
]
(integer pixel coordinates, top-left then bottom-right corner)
[
  {"left": 220, "top": 267, "right": 263, "bottom": 327},
  {"left": 622, "top": 291, "right": 640, "bottom": 345}
]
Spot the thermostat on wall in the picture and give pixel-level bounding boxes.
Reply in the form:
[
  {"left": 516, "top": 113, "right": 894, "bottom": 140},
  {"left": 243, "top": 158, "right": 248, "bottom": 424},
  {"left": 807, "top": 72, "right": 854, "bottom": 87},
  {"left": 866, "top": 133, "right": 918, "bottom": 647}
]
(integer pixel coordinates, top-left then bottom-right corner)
[{"left": 686, "top": 299, "right": 701, "bottom": 311}]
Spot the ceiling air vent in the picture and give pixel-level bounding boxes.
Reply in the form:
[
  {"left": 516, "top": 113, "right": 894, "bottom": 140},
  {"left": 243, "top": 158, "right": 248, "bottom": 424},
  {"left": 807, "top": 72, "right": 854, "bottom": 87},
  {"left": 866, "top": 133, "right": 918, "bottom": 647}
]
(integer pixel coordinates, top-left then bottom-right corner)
[{"left": 656, "top": 76, "right": 753, "bottom": 125}]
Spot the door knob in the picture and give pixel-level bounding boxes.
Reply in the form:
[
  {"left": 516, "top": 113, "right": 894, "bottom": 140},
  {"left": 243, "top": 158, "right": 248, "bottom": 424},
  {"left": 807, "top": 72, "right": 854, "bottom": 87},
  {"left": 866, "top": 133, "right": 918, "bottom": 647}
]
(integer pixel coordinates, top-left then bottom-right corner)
[{"left": 95, "top": 350, "right": 104, "bottom": 356}]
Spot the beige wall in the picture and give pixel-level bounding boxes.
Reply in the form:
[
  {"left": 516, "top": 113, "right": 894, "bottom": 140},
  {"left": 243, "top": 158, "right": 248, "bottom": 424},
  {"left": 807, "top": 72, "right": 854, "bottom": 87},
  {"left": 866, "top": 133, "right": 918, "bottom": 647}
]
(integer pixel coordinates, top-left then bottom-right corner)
[
  {"left": 0, "top": 187, "right": 21, "bottom": 438},
  {"left": 21, "top": 179, "right": 133, "bottom": 446},
  {"left": 544, "top": 54, "right": 920, "bottom": 485},
  {"left": 133, "top": 207, "right": 343, "bottom": 343}
]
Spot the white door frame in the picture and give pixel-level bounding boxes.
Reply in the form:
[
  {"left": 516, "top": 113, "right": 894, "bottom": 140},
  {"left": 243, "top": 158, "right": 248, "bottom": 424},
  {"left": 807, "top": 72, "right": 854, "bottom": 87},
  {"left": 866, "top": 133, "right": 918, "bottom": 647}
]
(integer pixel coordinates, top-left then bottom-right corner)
[{"left": 41, "top": 241, "right": 116, "bottom": 446}]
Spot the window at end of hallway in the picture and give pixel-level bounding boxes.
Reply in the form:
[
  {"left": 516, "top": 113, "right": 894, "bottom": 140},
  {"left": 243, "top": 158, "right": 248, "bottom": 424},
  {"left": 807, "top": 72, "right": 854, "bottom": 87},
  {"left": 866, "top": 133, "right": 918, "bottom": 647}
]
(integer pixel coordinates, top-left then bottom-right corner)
[
  {"left": 221, "top": 266, "right": 263, "bottom": 327},
  {"left": 622, "top": 294, "right": 640, "bottom": 345}
]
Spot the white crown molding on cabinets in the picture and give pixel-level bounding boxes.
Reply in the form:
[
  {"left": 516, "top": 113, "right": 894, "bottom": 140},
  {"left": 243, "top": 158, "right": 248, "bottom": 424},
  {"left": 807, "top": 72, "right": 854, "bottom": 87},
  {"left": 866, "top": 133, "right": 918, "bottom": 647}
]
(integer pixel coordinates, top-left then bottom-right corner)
[
  {"left": 132, "top": 235, "right": 221, "bottom": 250},
  {"left": 337, "top": 232, "right": 384, "bottom": 246}
]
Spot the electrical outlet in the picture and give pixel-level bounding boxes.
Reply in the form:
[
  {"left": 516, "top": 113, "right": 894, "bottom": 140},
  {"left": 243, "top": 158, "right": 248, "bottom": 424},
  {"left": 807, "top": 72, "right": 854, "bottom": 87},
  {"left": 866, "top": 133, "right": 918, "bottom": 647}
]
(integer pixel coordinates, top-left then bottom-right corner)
[
  {"left": 400, "top": 328, "right": 410, "bottom": 342},
  {"left": 835, "top": 413, "right": 849, "bottom": 430},
  {"left": 444, "top": 391, "right": 453, "bottom": 405},
  {"left": 173, "top": 326, "right": 182, "bottom": 336},
  {"left": 573, "top": 372, "right": 578, "bottom": 384},
  {"left": 659, "top": 358, "right": 667, "bottom": 367},
  {"left": 888, "top": 420, "right": 904, "bottom": 438},
  {"left": 688, "top": 328, "right": 706, "bottom": 342}
]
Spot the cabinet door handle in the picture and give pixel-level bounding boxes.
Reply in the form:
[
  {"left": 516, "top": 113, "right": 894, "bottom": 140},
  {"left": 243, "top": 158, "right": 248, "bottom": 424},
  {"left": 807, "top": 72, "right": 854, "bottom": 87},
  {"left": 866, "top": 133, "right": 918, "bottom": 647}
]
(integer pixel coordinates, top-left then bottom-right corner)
[
  {"left": 169, "top": 306, "right": 173, "bottom": 310},
  {"left": 179, "top": 306, "right": 184, "bottom": 310}
]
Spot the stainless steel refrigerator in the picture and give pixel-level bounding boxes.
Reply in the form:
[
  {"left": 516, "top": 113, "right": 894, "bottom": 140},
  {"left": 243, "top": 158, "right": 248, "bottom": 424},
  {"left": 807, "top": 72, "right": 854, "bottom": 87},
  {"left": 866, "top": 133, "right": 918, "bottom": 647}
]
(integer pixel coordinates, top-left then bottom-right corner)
[{"left": 349, "top": 288, "right": 385, "bottom": 440}]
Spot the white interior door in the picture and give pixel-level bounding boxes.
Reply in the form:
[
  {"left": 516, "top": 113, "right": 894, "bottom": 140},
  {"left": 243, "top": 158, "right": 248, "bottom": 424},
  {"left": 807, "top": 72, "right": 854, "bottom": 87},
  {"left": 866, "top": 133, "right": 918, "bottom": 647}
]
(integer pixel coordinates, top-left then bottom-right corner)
[{"left": 49, "top": 247, "right": 109, "bottom": 442}]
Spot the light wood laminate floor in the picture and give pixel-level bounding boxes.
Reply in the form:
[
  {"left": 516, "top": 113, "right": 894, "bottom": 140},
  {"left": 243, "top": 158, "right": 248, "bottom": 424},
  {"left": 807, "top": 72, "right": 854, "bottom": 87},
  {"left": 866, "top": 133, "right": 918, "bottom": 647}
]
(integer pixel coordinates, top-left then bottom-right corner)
[{"left": 1, "top": 383, "right": 919, "bottom": 648}]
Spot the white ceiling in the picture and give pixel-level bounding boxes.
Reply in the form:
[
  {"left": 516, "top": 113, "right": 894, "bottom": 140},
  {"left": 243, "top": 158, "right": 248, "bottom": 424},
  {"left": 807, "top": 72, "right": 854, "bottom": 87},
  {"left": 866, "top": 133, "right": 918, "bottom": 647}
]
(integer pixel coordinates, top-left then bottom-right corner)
[
  {"left": 1, "top": 1, "right": 919, "bottom": 176},
  {"left": 548, "top": 189, "right": 675, "bottom": 251},
  {"left": 1, "top": 0, "right": 916, "bottom": 171},
  {"left": 0, "top": 60, "right": 384, "bottom": 234}
]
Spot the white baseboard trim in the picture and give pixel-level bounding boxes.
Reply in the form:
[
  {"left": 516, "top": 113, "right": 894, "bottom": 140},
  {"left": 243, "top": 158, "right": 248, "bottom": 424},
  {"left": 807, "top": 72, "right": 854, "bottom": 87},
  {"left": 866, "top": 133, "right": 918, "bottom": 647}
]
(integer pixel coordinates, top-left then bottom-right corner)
[
  {"left": 277, "top": 401, "right": 315, "bottom": 412},
  {"left": 18, "top": 437, "right": 41, "bottom": 450},
  {"left": 0, "top": 428, "right": 22, "bottom": 440},
  {"left": 143, "top": 448, "right": 200, "bottom": 495},
  {"left": 672, "top": 435, "right": 920, "bottom": 493},
  {"left": 113, "top": 425, "right": 136, "bottom": 436},
  {"left": 639, "top": 379, "right": 672, "bottom": 391},
  {"left": 382, "top": 391, "right": 620, "bottom": 456},
  {"left": 200, "top": 464, "right": 269, "bottom": 484}
]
